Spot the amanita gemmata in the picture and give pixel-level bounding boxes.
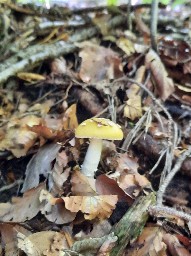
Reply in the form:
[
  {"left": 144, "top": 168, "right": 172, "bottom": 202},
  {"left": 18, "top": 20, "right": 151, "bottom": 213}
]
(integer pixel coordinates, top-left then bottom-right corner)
[{"left": 75, "top": 118, "right": 123, "bottom": 178}]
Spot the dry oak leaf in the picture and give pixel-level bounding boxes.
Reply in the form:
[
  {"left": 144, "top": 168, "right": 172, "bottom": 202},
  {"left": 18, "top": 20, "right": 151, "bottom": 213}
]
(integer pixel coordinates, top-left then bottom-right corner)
[
  {"left": 0, "top": 183, "right": 45, "bottom": 222},
  {"left": 39, "top": 189, "right": 76, "bottom": 224},
  {"left": 62, "top": 103, "right": 78, "bottom": 130},
  {"left": 127, "top": 227, "right": 167, "bottom": 256},
  {"left": 77, "top": 41, "right": 123, "bottom": 83},
  {"left": 0, "top": 115, "right": 41, "bottom": 157},
  {"left": 71, "top": 170, "right": 96, "bottom": 196},
  {"left": 116, "top": 153, "right": 139, "bottom": 174},
  {"left": 17, "top": 231, "right": 69, "bottom": 256},
  {"left": 118, "top": 173, "right": 151, "bottom": 198},
  {"left": 63, "top": 195, "right": 118, "bottom": 220},
  {"left": 0, "top": 223, "right": 31, "bottom": 256},
  {"left": 124, "top": 95, "right": 142, "bottom": 120},
  {"left": 49, "top": 151, "right": 70, "bottom": 196},
  {"left": 145, "top": 49, "right": 174, "bottom": 100}
]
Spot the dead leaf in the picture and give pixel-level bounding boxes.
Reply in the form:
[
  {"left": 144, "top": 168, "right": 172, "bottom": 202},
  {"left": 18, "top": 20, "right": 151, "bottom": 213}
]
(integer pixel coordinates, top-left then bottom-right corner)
[
  {"left": 50, "top": 57, "right": 67, "bottom": 74},
  {"left": 39, "top": 190, "right": 76, "bottom": 224},
  {"left": 21, "top": 143, "right": 61, "bottom": 193},
  {"left": 77, "top": 41, "right": 123, "bottom": 83},
  {"left": 116, "top": 153, "right": 139, "bottom": 174},
  {"left": 71, "top": 170, "right": 96, "bottom": 196},
  {"left": 92, "top": 13, "right": 111, "bottom": 36},
  {"left": 116, "top": 37, "right": 135, "bottom": 57},
  {"left": 62, "top": 103, "right": 78, "bottom": 130},
  {"left": 0, "top": 223, "right": 31, "bottom": 256},
  {"left": 17, "top": 72, "right": 45, "bottom": 83},
  {"left": 17, "top": 231, "right": 69, "bottom": 256},
  {"left": 163, "top": 233, "right": 191, "bottom": 256},
  {"left": 0, "top": 183, "right": 45, "bottom": 222},
  {"left": 0, "top": 115, "right": 41, "bottom": 157},
  {"left": 96, "top": 174, "right": 133, "bottom": 203},
  {"left": 127, "top": 227, "right": 167, "bottom": 256},
  {"left": 63, "top": 195, "right": 118, "bottom": 220},
  {"left": 124, "top": 95, "right": 142, "bottom": 120},
  {"left": 49, "top": 151, "right": 71, "bottom": 195},
  {"left": 145, "top": 49, "right": 174, "bottom": 100}
]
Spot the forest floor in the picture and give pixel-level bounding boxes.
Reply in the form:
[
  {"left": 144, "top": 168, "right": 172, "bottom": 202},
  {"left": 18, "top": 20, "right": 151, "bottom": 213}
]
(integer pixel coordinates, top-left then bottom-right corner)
[{"left": 0, "top": 1, "right": 191, "bottom": 255}]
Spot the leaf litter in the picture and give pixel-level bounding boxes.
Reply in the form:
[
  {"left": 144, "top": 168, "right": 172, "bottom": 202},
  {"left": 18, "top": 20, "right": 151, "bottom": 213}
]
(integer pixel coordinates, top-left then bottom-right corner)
[{"left": 0, "top": 1, "right": 191, "bottom": 255}]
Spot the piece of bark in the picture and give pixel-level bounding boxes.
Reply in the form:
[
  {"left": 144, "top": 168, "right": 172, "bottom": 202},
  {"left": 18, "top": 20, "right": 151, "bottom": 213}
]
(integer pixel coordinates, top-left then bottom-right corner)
[{"left": 110, "top": 192, "right": 156, "bottom": 256}]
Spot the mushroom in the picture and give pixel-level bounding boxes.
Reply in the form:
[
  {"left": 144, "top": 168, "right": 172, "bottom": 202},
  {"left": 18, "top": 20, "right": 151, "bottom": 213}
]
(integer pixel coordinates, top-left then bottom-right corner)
[{"left": 75, "top": 118, "right": 123, "bottom": 178}]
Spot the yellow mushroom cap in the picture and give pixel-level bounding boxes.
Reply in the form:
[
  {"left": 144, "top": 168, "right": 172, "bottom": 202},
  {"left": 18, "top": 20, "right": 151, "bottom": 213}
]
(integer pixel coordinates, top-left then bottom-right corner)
[{"left": 75, "top": 118, "right": 123, "bottom": 140}]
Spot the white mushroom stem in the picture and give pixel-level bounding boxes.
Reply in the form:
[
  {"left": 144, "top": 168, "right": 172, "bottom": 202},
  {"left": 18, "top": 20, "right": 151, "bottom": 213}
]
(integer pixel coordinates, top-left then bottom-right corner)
[{"left": 81, "top": 138, "right": 102, "bottom": 178}]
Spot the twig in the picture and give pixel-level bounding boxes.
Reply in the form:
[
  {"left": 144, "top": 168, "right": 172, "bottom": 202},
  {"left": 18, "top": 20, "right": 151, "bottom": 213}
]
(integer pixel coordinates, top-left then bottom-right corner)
[
  {"left": 149, "top": 205, "right": 191, "bottom": 222},
  {"left": 127, "top": 0, "right": 132, "bottom": 31},
  {"left": 150, "top": 0, "right": 159, "bottom": 52},
  {"left": 0, "top": 179, "right": 24, "bottom": 193},
  {"left": 157, "top": 145, "right": 191, "bottom": 205}
]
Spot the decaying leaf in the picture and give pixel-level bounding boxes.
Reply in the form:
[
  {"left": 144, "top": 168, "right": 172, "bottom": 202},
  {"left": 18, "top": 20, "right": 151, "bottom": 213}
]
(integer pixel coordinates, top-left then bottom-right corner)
[
  {"left": 63, "top": 195, "right": 118, "bottom": 220},
  {"left": 124, "top": 95, "right": 142, "bottom": 120},
  {"left": 17, "top": 72, "right": 46, "bottom": 83},
  {"left": 116, "top": 153, "right": 139, "bottom": 174},
  {"left": 108, "top": 153, "right": 150, "bottom": 197},
  {"left": 116, "top": 37, "right": 135, "bottom": 57},
  {"left": 0, "top": 223, "right": 31, "bottom": 256},
  {"left": 127, "top": 227, "right": 167, "bottom": 256},
  {"left": 0, "top": 183, "right": 45, "bottom": 222},
  {"left": 163, "top": 233, "right": 191, "bottom": 256},
  {"left": 39, "top": 189, "right": 76, "bottom": 224},
  {"left": 77, "top": 41, "right": 123, "bottom": 83},
  {"left": 49, "top": 150, "right": 71, "bottom": 195},
  {"left": 71, "top": 170, "right": 96, "bottom": 196},
  {"left": 0, "top": 115, "right": 41, "bottom": 157},
  {"left": 21, "top": 143, "right": 61, "bottom": 193},
  {"left": 145, "top": 49, "right": 174, "bottom": 100},
  {"left": 96, "top": 174, "right": 133, "bottom": 203},
  {"left": 18, "top": 231, "right": 69, "bottom": 256},
  {"left": 62, "top": 103, "right": 78, "bottom": 130}
]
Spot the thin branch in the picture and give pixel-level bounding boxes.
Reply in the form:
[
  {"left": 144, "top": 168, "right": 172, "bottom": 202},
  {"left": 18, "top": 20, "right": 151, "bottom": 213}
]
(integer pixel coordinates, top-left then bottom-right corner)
[
  {"left": 149, "top": 205, "right": 191, "bottom": 222},
  {"left": 0, "top": 180, "right": 24, "bottom": 193},
  {"left": 150, "top": 0, "right": 159, "bottom": 52},
  {"left": 157, "top": 145, "right": 191, "bottom": 205}
]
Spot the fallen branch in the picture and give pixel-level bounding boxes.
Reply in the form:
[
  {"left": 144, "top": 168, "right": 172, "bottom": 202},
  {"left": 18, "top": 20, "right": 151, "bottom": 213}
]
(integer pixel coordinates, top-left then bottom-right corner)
[{"left": 110, "top": 192, "right": 156, "bottom": 256}]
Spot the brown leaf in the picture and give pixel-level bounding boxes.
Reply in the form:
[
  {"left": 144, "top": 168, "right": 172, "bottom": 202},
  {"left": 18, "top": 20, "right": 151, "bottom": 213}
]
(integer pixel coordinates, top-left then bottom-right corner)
[
  {"left": 71, "top": 170, "right": 96, "bottom": 196},
  {"left": 124, "top": 95, "right": 142, "bottom": 120},
  {"left": 62, "top": 103, "right": 78, "bottom": 130},
  {"left": 0, "top": 115, "right": 41, "bottom": 157},
  {"left": 96, "top": 174, "right": 133, "bottom": 203},
  {"left": 77, "top": 41, "right": 123, "bottom": 83},
  {"left": 50, "top": 151, "right": 71, "bottom": 196},
  {"left": 18, "top": 231, "right": 69, "bottom": 256},
  {"left": 145, "top": 49, "right": 174, "bottom": 100},
  {"left": 0, "top": 183, "right": 45, "bottom": 222},
  {"left": 40, "top": 190, "right": 76, "bottom": 224},
  {"left": 127, "top": 227, "right": 167, "bottom": 256},
  {"left": 63, "top": 195, "right": 118, "bottom": 220},
  {"left": 163, "top": 233, "right": 191, "bottom": 256},
  {"left": 116, "top": 153, "right": 139, "bottom": 174},
  {"left": 0, "top": 223, "right": 31, "bottom": 255}
]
